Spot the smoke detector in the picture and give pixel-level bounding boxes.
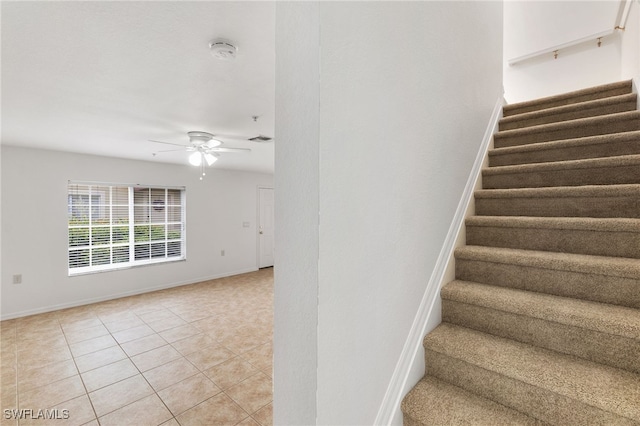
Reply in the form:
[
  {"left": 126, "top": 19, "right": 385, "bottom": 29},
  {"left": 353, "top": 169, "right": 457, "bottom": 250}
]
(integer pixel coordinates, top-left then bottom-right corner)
[{"left": 209, "top": 39, "right": 237, "bottom": 60}]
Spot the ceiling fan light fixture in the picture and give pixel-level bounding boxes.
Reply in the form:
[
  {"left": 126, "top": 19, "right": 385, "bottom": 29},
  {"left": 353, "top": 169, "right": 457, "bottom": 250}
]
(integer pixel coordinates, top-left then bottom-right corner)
[
  {"left": 188, "top": 151, "right": 202, "bottom": 166},
  {"left": 204, "top": 153, "right": 217, "bottom": 166}
]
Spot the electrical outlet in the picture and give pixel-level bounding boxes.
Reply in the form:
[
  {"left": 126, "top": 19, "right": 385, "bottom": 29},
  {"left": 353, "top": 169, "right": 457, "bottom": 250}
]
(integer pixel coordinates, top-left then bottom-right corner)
[
  {"left": 13, "top": 274, "right": 22, "bottom": 285},
  {"left": 221, "top": 250, "right": 225, "bottom": 256}
]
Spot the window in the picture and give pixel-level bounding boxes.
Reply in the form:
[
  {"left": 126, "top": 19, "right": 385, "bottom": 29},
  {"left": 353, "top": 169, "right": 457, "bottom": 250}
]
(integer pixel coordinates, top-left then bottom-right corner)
[{"left": 68, "top": 182, "right": 185, "bottom": 275}]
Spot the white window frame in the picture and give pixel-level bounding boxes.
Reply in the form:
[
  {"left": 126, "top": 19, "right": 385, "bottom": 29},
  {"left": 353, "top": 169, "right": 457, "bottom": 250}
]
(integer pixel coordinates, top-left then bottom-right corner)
[{"left": 68, "top": 181, "right": 186, "bottom": 276}]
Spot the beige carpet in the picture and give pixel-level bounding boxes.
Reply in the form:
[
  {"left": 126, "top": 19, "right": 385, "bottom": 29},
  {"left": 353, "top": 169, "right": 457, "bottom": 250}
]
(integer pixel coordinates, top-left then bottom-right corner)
[{"left": 402, "top": 80, "right": 640, "bottom": 425}]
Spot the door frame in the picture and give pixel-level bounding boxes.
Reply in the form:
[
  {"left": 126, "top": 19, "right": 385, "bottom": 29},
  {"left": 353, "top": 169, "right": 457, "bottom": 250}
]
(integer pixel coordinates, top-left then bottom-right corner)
[{"left": 257, "top": 186, "right": 275, "bottom": 268}]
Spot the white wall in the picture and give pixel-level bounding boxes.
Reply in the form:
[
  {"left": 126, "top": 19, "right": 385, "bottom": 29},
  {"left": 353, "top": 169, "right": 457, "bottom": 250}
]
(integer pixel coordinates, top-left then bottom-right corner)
[
  {"left": 274, "top": 2, "right": 503, "bottom": 424},
  {"left": 504, "top": 1, "right": 632, "bottom": 102},
  {"left": 273, "top": 2, "right": 320, "bottom": 425},
  {"left": 621, "top": 0, "right": 640, "bottom": 80},
  {"left": 1, "top": 146, "right": 273, "bottom": 319}
]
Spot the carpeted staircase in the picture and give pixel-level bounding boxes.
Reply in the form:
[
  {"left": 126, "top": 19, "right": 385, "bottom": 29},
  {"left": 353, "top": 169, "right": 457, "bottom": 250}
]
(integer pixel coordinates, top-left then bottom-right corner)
[{"left": 401, "top": 80, "right": 640, "bottom": 425}]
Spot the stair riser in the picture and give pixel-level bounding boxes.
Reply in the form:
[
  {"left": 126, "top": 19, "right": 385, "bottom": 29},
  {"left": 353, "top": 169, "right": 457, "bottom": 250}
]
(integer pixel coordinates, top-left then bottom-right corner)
[
  {"left": 424, "top": 350, "right": 637, "bottom": 425},
  {"left": 499, "top": 99, "right": 637, "bottom": 131},
  {"left": 488, "top": 139, "right": 640, "bottom": 166},
  {"left": 494, "top": 116, "right": 640, "bottom": 149},
  {"left": 483, "top": 164, "right": 640, "bottom": 189},
  {"left": 475, "top": 195, "right": 640, "bottom": 218},
  {"left": 503, "top": 83, "right": 633, "bottom": 117},
  {"left": 465, "top": 225, "right": 640, "bottom": 258},
  {"left": 455, "top": 258, "right": 640, "bottom": 308},
  {"left": 442, "top": 300, "right": 640, "bottom": 374}
]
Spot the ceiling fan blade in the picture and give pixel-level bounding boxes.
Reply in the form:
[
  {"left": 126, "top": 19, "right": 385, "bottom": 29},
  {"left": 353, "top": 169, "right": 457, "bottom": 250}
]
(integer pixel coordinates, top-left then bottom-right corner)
[
  {"left": 154, "top": 148, "right": 186, "bottom": 153},
  {"left": 149, "top": 139, "right": 190, "bottom": 147},
  {"left": 209, "top": 147, "right": 252, "bottom": 153}
]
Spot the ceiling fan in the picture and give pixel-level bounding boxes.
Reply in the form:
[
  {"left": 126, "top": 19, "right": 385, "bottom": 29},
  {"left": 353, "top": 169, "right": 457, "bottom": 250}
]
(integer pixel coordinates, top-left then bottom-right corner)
[{"left": 150, "top": 131, "right": 252, "bottom": 179}]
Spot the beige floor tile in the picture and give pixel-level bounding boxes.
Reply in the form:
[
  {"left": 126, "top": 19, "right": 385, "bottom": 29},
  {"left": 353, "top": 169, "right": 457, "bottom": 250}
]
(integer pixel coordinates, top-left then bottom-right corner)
[
  {"left": 252, "top": 403, "right": 272, "bottom": 426},
  {"left": 204, "top": 356, "right": 259, "bottom": 390},
  {"left": 96, "top": 309, "right": 136, "bottom": 324},
  {"left": 1, "top": 269, "right": 273, "bottom": 426},
  {"left": 17, "top": 346, "right": 73, "bottom": 371},
  {"left": 103, "top": 316, "right": 145, "bottom": 333},
  {"left": 143, "top": 358, "right": 199, "bottom": 391},
  {"left": 63, "top": 324, "right": 109, "bottom": 344},
  {"left": 137, "top": 309, "right": 177, "bottom": 324},
  {"left": 120, "top": 334, "right": 167, "bottom": 357},
  {"left": 184, "top": 345, "right": 235, "bottom": 371},
  {"left": 18, "top": 394, "right": 96, "bottom": 426},
  {"left": 80, "top": 358, "right": 138, "bottom": 392},
  {"left": 158, "top": 324, "right": 200, "bottom": 343},
  {"left": 98, "top": 394, "right": 172, "bottom": 426},
  {"left": 225, "top": 373, "right": 272, "bottom": 415},
  {"left": 147, "top": 316, "right": 187, "bottom": 333},
  {"left": 131, "top": 344, "right": 181, "bottom": 372},
  {"left": 18, "top": 359, "right": 78, "bottom": 392},
  {"left": 219, "top": 333, "right": 267, "bottom": 355},
  {"left": 241, "top": 343, "right": 272, "bottom": 372},
  {"left": 170, "top": 333, "right": 217, "bottom": 356},
  {"left": 238, "top": 417, "right": 260, "bottom": 426},
  {"left": 69, "top": 335, "right": 117, "bottom": 358},
  {"left": 88, "top": 374, "right": 153, "bottom": 417},
  {"left": 111, "top": 324, "right": 155, "bottom": 344},
  {"left": 19, "top": 375, "right": 86, "bottom": 410},
  {"left": 1, "top": 384, "right": 17, "bottom": 410},
  {"left": 157, "top": 372, "right": 220, "bottom": 416},
  {"left": 60, "top": 318, "right": 102, "bottom": 333},
  {"left": 73, "top": 346, "right": 127, "bottom": 373},
  {"left": 1, "top": 368, "right": 17, "bottom": 388},
  {"left": 17, "top": 334, "right": 68, "bottom": 354},
  {"left": 175, "top": 393, "right": 249, "bottom": 426}
]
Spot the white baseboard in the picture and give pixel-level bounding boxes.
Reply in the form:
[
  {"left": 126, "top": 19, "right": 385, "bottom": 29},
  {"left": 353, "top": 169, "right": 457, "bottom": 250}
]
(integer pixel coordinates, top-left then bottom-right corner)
[
  {"left": 374, "top": 96, "right": 504, "bottom": 425},
  {"left": 0, "top": 267, "right": 259, "bottom": 321}
]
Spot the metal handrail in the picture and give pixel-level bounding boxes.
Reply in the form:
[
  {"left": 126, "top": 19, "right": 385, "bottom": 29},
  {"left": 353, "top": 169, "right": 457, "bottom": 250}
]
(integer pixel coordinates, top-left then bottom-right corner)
[{"left": 508, "top": 0, "right": 633, "bottom": 66}]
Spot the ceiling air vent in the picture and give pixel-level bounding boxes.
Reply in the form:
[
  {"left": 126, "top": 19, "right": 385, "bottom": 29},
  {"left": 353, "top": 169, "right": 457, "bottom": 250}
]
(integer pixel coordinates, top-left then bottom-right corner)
[{"left": 249, "top": 135, "right": 273, "bottom": 142}]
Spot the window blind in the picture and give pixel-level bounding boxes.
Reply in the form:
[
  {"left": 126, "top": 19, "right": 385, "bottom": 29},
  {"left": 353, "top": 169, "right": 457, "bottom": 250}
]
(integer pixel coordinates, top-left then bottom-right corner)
[{"left": 68, "top": 182, "right": 185, "bottom": 275}]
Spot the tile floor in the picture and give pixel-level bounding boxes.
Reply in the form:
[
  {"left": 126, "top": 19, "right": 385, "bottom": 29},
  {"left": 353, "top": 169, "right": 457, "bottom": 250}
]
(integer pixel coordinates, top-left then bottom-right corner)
[{"left": 0, "top": 268, "right": 273, "bottom": 426}]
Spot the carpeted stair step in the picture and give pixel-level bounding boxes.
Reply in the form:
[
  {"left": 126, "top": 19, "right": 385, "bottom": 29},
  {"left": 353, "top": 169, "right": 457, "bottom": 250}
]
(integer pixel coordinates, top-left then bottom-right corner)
[
  {"left": 465, "top": 216, "right": 640, "bottom": 258},
  {"left": 503, "top": 80, "right": 633, "bottom": 117},
  {"left": 401, "top": 376, "right": 542, "bottom": 426},
  {"left": 493, "top": 111, "right": 640, "bottom": 149},
  {"left": 488, "top": 130, "right": 640, "bottom": 167},
  {"left": 423, "top": 324, "right": 640, "bottom": 425},
  {"left": 499, "top": 93, "right": 637, "bottom": 131},
  {"left": 474, "top": 184, "right": 640, "bottom": 218},
  {"left": 482, "top": 153, "right": 640, "bottom": 189},
  {"left": 441, "top": 280, "right": 640, "bottom": 373},
  {"left": 454, "top": 245, "right": 640, "bottom": 308}
]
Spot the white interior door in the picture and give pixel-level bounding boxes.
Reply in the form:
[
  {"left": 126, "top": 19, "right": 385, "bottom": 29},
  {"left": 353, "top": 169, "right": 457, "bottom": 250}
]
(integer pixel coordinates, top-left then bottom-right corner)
[{"left": 258, "top": 187, "right": 275, "bottom": 268}]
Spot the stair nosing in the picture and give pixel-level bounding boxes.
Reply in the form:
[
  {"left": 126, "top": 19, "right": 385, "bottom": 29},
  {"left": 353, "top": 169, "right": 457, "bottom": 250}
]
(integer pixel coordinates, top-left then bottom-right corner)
[
  {"left": 424, "top": 323, "right": 640, "bottom": 422},
  {"left": 489, "top": 130, "right": 640, "bottom": 157},
  {"left": 494, "top": 110, "right": 640, "bottom": 140},
  {"left": 454, "top": 245, "right": 640, "bottom": 280},
  {"left": 474, "top": 183, "right": 640, "bottom": 198},
  {"left": 465, "top": 216, "right": 640, "bottom": 232},
  {"left": 500, "top": 93, "right": 637, "bottom": 125},
  {"left": 503, "top": 80, "right": 633, "bottom": 114},
  {"left": 483, "top": 153, "right": 640, "bottom": 175},
  {"left": 442, "top": 280, "right": 640, "bottom": 339}
]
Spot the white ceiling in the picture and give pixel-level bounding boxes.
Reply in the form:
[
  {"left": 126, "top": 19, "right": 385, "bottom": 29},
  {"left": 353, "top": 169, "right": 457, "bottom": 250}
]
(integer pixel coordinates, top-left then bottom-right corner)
[{"left": 1, "top": 1, "right": 275, "bottom": 174}]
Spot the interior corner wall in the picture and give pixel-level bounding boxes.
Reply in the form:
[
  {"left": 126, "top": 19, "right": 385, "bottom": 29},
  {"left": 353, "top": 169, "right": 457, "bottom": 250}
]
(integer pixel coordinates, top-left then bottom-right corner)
[
  {"left": 273, "top": 2, "right": 320, "bottom": 425},
  {"left": 275, "top": 2, "right": 502, "bottom": 425},
  {"left": 621, "top": 0, "right": 640, "bottom": 79},
  {"left": 503, "top": 1, "right": 623, "bottom": 103},
  {"left": 0, "top": 146, "right": 273, "bottom": 319}
]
